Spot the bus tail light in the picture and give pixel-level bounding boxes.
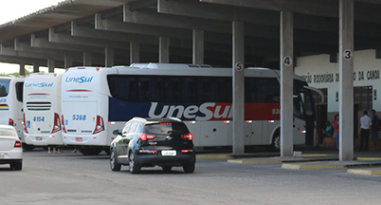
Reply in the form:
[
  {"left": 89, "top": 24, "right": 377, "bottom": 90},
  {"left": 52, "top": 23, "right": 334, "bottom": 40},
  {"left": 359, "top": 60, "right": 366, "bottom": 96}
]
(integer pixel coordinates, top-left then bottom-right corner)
[
  {"left": 23, "top": 113, "right": 28, "bottom": 133},
  {"left": 181, "top": 133, "right": 193, "bottom": 140},
  {"left": 62, "top": 115, "right": 67, "bottom": 133},
  {"left": 93, "top": 115, "right": 104, "bottom": 134},
  {"left": 14, "top": 141, "right": 22, "bottom": 147},
  {"left": 9, "top": 118, "right": 15, "bottom": 126},
  {"left": 139, "top": 134, "right": 156, "bottom": 141},
  {"left": 52, "top": 113, "right": 61, "bottom": 134}
]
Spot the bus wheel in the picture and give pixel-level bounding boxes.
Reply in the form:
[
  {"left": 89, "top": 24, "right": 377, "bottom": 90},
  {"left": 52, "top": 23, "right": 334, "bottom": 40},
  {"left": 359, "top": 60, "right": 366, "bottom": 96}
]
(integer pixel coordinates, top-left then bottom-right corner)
[
  {"left": 79, "top": 147, "right": 103, "bottom": 155},
  {"left": 23, "top": 144, "right": 34, "bottom": 151},
  {"left": 272, "top": 131, "right": 281, "bottom": 151}
]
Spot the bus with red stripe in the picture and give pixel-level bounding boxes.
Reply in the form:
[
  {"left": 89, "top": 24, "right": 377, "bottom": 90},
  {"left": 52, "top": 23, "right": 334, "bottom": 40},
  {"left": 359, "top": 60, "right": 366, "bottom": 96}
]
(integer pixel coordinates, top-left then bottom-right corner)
[{"left": 61, "top": 64, "right": 316, "bottom": 155}]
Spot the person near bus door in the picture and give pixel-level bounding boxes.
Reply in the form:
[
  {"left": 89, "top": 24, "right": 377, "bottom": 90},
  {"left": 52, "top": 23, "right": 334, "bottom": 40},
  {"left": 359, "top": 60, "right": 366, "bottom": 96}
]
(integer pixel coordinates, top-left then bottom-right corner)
[
  {"left": 371, "top": 109, "right": 379, "bottom": 150},
  {"left": 360, "top": 111, "right": 372, "bottom": 151},
  {"left": 333, "top": 114, "right": 339, "bottom": 150}
]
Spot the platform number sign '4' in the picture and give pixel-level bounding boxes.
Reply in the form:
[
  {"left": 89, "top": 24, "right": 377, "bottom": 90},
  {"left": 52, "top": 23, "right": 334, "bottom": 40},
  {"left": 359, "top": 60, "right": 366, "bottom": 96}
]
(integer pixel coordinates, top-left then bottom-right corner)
[
  {"left": 283, "top": 56, "right": 293, "bottom": 66},
  {"left": 343, "top": 49, "right": 353, "bottom": 60}
]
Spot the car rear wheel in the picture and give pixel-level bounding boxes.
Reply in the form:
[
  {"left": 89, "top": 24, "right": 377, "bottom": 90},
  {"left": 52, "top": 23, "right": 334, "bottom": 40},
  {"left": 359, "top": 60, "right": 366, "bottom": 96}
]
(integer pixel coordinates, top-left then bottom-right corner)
[
  {"left": 110, "top": 149, "right": 121, "bottom": 171},
  {"left": 11, "top": 162, "right": 22, "bottom": 170},
  {"left": 162, "top": 166, "right": 172, "bottom": 172},
  {"left": 129, "top": 152, "right": 140, "bottom": 174},
  {"left": 183, "top": 162, "right": 195, "bottom": 173}
]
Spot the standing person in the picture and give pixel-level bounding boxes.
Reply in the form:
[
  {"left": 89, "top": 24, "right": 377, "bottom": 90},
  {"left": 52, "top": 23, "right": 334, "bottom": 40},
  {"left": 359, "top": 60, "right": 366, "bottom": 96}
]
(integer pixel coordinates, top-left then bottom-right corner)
[
  {"left": 371, "top": 109, "right": 379, "bottom": 150},
  {"left": 333, "top": 114, "right": 340, "bottom": 150},
  {"left": 360, "top": 111, "right": 372, "bottom": 151}
]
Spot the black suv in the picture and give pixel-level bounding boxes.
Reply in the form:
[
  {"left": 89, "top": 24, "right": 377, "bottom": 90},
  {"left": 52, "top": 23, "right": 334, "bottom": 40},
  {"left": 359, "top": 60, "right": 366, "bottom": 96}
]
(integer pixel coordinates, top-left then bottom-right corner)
[{"left": 110, "top": 117, "right": 195, "bottom": 174}]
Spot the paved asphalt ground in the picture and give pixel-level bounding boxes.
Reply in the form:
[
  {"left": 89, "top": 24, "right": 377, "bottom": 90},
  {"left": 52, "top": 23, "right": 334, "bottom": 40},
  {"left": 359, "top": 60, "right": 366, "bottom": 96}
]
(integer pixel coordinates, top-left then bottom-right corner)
[{"left": 1, "top": 148, "right": 381, "bottom": 205}]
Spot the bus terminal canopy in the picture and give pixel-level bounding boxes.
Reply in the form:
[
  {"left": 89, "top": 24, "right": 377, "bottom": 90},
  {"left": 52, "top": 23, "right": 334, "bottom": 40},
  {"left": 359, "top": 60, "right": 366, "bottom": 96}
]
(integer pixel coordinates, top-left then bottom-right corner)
[
  {"left": 0, "top": 0, "right": 380, "bottom": 68},
  {"left": 0, "top": 0, "right": 380, "bottom": 161}
]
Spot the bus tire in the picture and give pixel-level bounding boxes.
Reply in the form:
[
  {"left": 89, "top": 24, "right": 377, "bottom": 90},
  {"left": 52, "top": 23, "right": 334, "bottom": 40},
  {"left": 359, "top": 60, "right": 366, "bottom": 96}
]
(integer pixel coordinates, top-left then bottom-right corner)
[
  {"left": 110, "top": 149, "right": 121, "bottom": 171},
  {"left": 79, "top": 147, "right": 102, "bottom": 155},
  {"left": 272, "top": 130, "right": 281, "bottom": 151},
  {"left": 23, "top": 144, "right": 34, "bottom": 151}
]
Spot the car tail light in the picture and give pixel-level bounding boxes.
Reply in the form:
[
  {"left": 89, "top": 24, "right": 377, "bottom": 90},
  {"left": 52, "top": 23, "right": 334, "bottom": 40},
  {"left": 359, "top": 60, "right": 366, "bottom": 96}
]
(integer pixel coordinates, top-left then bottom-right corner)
[
  {"left": 139, "top": 133, "right": 156, "bottom": 141},
  {"left": 181, "top": 133, "right": 193, "bottom": 140},
  {"left": 93, "top": 115, "right": 104, "bottom": 134},
  {"left": 62, "top": 115, "right": 67, "bottom": 133},
  {"left": 14, "top": 141, "right": 22, "bottom": 147},
  {"left": 9, "top": 118, "right": 15, "bottom": 126},
  {"left": 138, "top": 150, "right": 157, "bottom": 154},
  {"left": 23, "top": 113, "right": 28, "bottom": 133},
  {"left": 181, "top": 149, "right": 193, "bottom": 153},
  {"left": 52, "top": 113, "right": 61, "bottom": 134}
]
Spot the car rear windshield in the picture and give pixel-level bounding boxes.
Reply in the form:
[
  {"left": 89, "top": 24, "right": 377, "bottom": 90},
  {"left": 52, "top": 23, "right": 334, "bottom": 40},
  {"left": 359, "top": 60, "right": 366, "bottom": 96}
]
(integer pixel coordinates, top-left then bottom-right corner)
[
  {"left": 0, "top": 128, "right": 16, "bottom": 137},
  {"left": 0, "top": 79, "right": 10, "bottom": 97},
  {"left": 144, "top": 122, "right": 189, "bottom": 136}
]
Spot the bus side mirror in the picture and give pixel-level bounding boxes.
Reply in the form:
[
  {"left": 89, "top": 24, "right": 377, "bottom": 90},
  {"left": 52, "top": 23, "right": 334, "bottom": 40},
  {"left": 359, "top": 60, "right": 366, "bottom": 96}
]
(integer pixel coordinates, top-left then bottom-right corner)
[{"left": 113, "top": 129, "right": 121, "bottom": 136}]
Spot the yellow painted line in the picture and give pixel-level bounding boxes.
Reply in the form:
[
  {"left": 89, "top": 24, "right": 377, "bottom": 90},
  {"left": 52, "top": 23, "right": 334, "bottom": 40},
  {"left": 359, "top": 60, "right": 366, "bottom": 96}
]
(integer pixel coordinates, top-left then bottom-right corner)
[
  {"left": 348, "top": 169, "right": 381, "bottom": 175},
  {"left": 355, "top": 157, "right": 381, "bottom": 161},
  {"left": 282, "top": 163, "right": 346, "bottom": 169},
  {"left": 228, "top": 159, "right": 282, "bottom": 164},
  {"left": 196, "top": 155, "right": 231, "bottom": 159},
  {"left": 301, "top": 154, "right": 332, "bottom": 157}
]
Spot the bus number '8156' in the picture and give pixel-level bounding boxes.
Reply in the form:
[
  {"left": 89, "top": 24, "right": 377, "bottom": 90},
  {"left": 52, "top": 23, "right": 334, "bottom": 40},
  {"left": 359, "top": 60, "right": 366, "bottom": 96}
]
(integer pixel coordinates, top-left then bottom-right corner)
[{"left": 73, "top": 114, "right": 86, "bottom": 121}]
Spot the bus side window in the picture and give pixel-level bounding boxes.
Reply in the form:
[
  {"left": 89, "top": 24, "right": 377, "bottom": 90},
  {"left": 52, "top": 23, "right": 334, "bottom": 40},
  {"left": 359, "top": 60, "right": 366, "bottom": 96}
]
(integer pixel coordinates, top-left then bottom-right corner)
[
  {"left": 184, "top": 77, "right": 197, "bottom": 102},
  {"left": 138, "top": 77, "right": 150, "bottom": 102},
  {"left": 151, "top": 77, "right": 165, "bottom": 102},
  {"left": 245, "top": 78, "right": 256, "bottom": 103},
  {"left": 165, "top": 77, "right": 181, "bottom": 102},
  {"left": 128, "top": 77, "right": 138, "bottom": 102},
  {"left": 256, "top": 78, "right": 279, "bottom": 103}
]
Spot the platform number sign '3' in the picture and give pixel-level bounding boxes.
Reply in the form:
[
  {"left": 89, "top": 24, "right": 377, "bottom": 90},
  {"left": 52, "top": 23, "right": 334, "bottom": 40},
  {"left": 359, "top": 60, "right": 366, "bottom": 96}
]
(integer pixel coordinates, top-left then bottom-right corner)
[
  {"left": 283, "top": 56, "right": 293, "bottom": 66},
  {"left": 343, "top": 49, "right": 353, "bottom": 60}
]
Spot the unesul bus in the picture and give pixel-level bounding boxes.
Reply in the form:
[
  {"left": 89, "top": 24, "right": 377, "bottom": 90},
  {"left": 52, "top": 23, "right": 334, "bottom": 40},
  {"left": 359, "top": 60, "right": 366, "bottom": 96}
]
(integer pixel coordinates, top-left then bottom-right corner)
[{"left": 61, "top": 63, "right": 316, "bottom": 155}]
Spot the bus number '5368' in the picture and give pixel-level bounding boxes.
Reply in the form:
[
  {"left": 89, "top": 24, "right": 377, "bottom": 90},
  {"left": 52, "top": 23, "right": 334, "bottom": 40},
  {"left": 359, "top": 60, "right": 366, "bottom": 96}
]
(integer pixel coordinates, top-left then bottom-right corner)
[{"left": 73, "top": 115, "right": 86, "bottom": 121}]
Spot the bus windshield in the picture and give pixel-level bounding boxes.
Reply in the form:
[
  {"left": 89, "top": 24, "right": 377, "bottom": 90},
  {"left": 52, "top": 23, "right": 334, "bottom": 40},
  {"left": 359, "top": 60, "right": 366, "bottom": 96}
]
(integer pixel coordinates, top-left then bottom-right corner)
[
  {"left": 0, "top": 79, "right": 10, "bottom": 97},
  {"left": 294, "top": 80, "right": 314, "bottom": 120}
]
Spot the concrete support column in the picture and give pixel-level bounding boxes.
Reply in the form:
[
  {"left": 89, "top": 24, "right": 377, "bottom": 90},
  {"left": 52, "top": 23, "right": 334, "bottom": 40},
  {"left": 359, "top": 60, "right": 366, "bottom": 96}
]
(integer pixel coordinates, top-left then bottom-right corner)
[
  {"left": 130, "top": 41, "right": 140, "bottom": 64},
  {"left": 64, "top": 56, "right": 73, "bottom": 69},
  {"left": 339, "top": 0, "right": 354, "bottom": 161},
  {"left": 280, "top": 11, "right": 294, "bottom": 157},
  {"left": 19, "top": 63, "right": 25, "bottom": 76},
  {"left": 159, "top": 36, "right": 170, "bottom": 63},
  {"left": 47, "top": 59, "right": 55, "bottom": 73},
  {"left": 33, "top": 62, "right": 39, "bottom": 73},
  {"left": 83, "top": 52, "right": 92, "bottom": 66},
  {"left": 192, "top": 29, "right": 204, "bottom": 65},
  {"left": 232, "top": 21, "right": 245, "bottom": 155},
  {"left": 105, "top": 47, "right": 115, "bottom": 67}
]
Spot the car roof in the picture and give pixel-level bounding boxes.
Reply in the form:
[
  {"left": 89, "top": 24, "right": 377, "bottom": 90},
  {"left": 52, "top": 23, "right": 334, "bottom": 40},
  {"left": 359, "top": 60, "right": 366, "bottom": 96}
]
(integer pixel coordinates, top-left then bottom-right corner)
[
  {"left": 132, "top": 117, "right": 183, "bottom": 124},
  {"left": 0, "top": 125, "right": 16, "bottom": 129}
]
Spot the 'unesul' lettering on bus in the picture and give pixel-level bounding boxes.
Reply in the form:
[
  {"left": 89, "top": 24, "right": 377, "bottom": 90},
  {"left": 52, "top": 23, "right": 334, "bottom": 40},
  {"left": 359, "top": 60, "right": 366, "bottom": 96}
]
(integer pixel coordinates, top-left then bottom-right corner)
[
  {"left": 65, "top": 76, "right": 93, "bottom": 83},
  {"left": 24, "top": 82, "right": 54, "bottom": 87}
]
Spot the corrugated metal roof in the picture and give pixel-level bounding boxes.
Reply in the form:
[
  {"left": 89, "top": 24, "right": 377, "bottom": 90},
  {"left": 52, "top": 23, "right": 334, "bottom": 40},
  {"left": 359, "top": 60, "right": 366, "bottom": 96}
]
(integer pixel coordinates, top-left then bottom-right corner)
[{"left": 0, "top": 0, "right": 138, "bottom": 42}]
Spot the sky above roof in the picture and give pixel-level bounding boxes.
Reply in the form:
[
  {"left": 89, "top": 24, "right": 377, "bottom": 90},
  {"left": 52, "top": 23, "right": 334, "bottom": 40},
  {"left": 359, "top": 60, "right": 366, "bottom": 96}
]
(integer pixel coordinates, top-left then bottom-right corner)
[{"left": 0, "top": 0, "right": 64, "bottom": 74}]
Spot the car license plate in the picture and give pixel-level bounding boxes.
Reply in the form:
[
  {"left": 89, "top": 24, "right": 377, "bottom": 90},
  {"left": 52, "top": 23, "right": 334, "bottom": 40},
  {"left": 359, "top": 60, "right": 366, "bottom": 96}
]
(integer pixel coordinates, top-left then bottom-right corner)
[
  {"left": 162, "top": 150, "right": 176, "bottom": 156},
  {"left": 75, "top": 137, "right": 83, "bottom": 142},
  {"left": 36, "top": 137, "right": 42, "bottom": 141}
]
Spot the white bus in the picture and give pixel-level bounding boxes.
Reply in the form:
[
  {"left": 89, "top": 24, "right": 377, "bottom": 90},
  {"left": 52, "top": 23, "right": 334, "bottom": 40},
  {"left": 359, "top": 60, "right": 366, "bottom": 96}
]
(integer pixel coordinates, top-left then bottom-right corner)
[
  {"left": 61, "top": 63, "right": 316, "bottom": 155},
  {"left": 0, "top": 77, "right": 26, "bottom": 146},
  {"left": 23, "top": 73, "right": 63, "bottom": 147}
]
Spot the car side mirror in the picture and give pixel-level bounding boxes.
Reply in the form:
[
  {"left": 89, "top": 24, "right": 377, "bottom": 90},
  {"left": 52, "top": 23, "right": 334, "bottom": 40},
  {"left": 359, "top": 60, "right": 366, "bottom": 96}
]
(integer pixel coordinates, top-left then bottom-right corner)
[{"left": 113, "top": 129, "right": 121, "bottom": 136}]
